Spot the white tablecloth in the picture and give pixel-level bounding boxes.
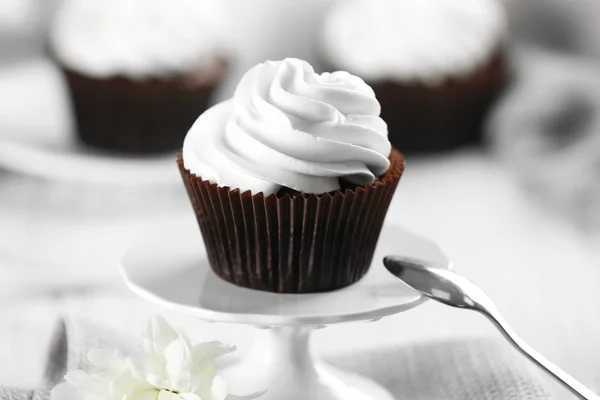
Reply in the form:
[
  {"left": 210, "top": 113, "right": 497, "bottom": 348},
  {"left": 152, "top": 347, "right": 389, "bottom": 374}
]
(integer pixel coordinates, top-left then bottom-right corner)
[{"left": 2, "top": 150, "right": 599, "bottom": 398}]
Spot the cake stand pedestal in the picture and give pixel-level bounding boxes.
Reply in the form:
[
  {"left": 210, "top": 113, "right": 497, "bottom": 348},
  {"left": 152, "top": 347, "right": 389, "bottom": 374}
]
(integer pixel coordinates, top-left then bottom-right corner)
[{"left": 121, "top": 221, "right": 450, "bottom": 400}]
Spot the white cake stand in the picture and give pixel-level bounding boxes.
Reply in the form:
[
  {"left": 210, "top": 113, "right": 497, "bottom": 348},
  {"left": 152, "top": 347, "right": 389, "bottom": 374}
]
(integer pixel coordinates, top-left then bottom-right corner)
[{"left": 120, "top": 221, "right": 450, "bottom": 400}]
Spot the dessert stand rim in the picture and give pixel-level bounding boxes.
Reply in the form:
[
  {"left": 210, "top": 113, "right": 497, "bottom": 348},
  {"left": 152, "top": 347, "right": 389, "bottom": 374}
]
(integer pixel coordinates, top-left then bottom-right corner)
[{"left": 120, "top": 265, "right": 431, "bottom": 327}]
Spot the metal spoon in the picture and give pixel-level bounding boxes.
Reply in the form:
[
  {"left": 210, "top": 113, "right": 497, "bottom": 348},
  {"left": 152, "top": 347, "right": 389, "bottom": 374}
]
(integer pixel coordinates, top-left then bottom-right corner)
[{"left": 383, "top": 255, "right": 600, "bottom": 400}]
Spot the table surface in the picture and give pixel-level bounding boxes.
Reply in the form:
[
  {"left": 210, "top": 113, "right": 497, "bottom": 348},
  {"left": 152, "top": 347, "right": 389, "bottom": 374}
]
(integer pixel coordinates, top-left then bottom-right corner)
[
  {"left": 1, "top": 149, "right": 600, "bottom": 398},
  {"left": 1, "top": 58, "right": 599, "bottom": 398}
]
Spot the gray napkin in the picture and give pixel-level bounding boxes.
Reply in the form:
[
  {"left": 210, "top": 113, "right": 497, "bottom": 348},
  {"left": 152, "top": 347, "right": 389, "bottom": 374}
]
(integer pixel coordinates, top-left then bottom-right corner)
[{"left": 0, "top": 318, "right": 558, "bottom": 400}]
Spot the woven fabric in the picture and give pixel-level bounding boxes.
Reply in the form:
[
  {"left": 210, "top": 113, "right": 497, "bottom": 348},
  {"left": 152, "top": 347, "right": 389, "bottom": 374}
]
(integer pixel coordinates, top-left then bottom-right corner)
[
  {"left": 329, "top": 339, "right": 556, "bottom": 400},
  {"left": 0, "top": 389, "right": 49, "bottom": 400}
]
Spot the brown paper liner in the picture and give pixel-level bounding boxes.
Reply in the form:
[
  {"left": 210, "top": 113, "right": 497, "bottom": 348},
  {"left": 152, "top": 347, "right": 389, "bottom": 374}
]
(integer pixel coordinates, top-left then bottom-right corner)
[
  {"left": 178, "top": 149, "right": 404, "bottom": 293},
  {"left": 323, "top": 49, "right": 509, "bottom": 153},
  {"left": 62, "top": 60, "right": 227, "bottom": 155}
]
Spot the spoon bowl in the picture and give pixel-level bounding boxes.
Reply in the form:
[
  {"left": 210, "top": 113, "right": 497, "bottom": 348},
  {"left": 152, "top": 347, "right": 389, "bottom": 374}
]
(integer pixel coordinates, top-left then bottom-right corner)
[{"left": 383, "top": 256, "right": 480, "bottom": 310}]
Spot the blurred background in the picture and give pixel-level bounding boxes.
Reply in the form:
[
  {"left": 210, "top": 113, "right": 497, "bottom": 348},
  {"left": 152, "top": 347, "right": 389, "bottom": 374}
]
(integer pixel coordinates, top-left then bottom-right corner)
[{"left": 1, "top": 0, "right": 599, "bottom": 395}]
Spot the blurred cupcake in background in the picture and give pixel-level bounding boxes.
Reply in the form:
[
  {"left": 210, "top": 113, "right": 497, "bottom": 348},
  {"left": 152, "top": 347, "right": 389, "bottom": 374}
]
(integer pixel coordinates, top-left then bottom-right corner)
[
  {"left": 322, "top": 0, "right": 509, "bottom": 153},
  {"left": 49, "top": 0, "right": 231, "bottom": 154}
]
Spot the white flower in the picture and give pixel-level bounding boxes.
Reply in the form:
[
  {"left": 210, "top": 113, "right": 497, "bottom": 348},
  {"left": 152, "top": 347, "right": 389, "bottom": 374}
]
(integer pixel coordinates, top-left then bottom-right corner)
[{"left": 51, "top": 316, "right": 261, "bottom": 400}]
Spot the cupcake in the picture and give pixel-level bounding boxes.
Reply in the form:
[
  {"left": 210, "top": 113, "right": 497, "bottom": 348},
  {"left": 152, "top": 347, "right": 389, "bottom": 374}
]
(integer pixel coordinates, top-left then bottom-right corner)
[
  {"left": 49, "top": 0, "right": 231, "bottom": 154},
  {"left": 178, "top": 58, "right": 404, "bottom": 293},
  {"left": 322, "top": 0, "right": 509, "bottom": 153}
]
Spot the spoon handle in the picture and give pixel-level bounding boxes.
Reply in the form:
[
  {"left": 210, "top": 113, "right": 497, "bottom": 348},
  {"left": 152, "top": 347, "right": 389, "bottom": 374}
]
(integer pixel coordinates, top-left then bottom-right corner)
[{"left": 481, "top": 309, "right": 600, "bottom": 400}]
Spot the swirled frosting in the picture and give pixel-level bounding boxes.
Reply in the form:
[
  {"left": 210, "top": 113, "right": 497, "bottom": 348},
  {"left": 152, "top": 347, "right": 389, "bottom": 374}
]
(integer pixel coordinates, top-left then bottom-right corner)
[
  {"left": 50, "top": 0, "right": 230, "bottom": 79},
  {"left": 322, "top": 0, "right": 507, "bottom": 85},
  {"left": 183, "top": 58, "right": 391, "bottom": 195}
]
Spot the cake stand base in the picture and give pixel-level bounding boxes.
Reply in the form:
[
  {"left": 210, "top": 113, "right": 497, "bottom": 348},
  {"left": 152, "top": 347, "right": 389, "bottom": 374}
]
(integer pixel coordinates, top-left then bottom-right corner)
[{"left": 222, "top": 327, "right": 393, "bottom": 400}]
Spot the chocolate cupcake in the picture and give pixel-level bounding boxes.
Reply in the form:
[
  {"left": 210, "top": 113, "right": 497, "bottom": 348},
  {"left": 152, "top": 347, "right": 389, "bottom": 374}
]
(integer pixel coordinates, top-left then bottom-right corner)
[
  {"left": 179, "top": 58, "right": 404, "bottom": 293},
  {"left": 49, "top": 0, "right": 231, "bottom": 154},
  {"left": 322, "top": 0, "right": 510, "bottom": 153}
]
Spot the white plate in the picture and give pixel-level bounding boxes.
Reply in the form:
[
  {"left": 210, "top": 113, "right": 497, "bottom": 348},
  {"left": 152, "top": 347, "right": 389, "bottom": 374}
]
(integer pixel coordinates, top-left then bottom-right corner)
[
  {"left": 0, "top": 135, "right": 181, "bottom": 185},
  {"left": 121, "top": 220, "right": 451, "bottom": 327},
  {"left": 0, "top": 59, "right": 180, "bottom": 186}
]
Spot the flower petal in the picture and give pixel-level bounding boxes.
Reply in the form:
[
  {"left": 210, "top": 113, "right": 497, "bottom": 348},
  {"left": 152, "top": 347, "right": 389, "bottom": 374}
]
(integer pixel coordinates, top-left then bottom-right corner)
[
  {"left": 146, "top": 374, "right": 171, "bottom": 391},
  {"left": 179, "top": 393, "right": 202, "bottom": 400},
  {"left": 210, "top": 375, "right": 229, "bottom": 400},
  {"left": 127, "top": 389, "right": 160, "bottom": 400},
  {"left": 63, "top": 370, "right": 91, "bottom": 387},
  {"left": 109, "top": 372, "right": 146, "bottom": 398},
  {"left": 157, "top": 390, "right": 182, "bottom": 400},
  {"left": 64, "top": 370, "right": 105, "bottom": 394},
  {"left": 191, "top": 342, "right": 236, "bottom": 370},
  {"left": 51, "top": 382, "right": 81, "bottom": 400},
  {"left": 171, "top": 376, "right": 192, "bottom": 394},
  {"left": 127, "top": 354, "right": 164, "bottom": 379},
  {"left": 165, "top": 339, "right": 192, "bottom": 378},
  {"left": 125, "top": 356, "right": 145, "bottom": 380},
  {"left": 226, "top": 391, "right": 267, "bottom": 400},
  {"left": 143, "top": 315, "right": 180, "bottom": 356}
]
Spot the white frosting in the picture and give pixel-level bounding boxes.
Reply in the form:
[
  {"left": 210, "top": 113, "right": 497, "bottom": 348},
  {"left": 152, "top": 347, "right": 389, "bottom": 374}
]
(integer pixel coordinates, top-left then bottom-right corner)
[
  {"left": 183, "top": 58, "right": 391, "bottom": 195},
  {"left": 322, "top": 0, "right": 507, "bottom": 85},
  {"left": 50, "top": 0, "right": 231, "bottom": 79}
]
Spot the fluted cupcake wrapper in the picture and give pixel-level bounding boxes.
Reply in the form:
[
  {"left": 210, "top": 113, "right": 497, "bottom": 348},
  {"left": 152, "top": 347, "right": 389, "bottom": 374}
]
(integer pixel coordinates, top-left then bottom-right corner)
[
  {"left": 371, "top": 52, "right": 508, "bottom": 153},
  {"left": 177, "top": 149, "right": 404, "bottom": 293},
  {"left": 323, "top": 50, "right": 508, "bottom": 153},
  {"left": 62, "top": 63, "right": 225, "bottom": 155}
]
